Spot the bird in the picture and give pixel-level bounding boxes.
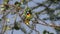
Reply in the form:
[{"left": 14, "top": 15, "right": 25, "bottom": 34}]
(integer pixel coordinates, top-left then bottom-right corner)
[{"left": 23, "top": 7, "right": 32, "bottom": 25}]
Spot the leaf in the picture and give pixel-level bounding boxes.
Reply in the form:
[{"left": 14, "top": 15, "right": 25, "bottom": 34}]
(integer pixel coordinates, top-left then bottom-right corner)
[
  {"left": 14, "top": 22, "right": 20, "bottom": 30},
  {"left": 50, "top": 33, "right": 54, "bottom": 34},
  {"left": 43, "top": 30, "right": 47, "bottom": 34},
  {"left": 4, "top": 0, "right": 9, "bottom": 2},
  {"left": 6, "top": 18, "right": 10, "bottom": 22},
  {"left": 21, "top": 0, "right": 28, "bottom": 4},
  {"left": 14, "top": 1, "right": 21, "bottom": 7},
  {"left": 1, "top": 7, "right": 6, "bottom": 11},
  {"left": 0, "top": 19, "right": 2, "bottom": 21},
  {"left": 3, "top": 0, "right": 9, "bottom": 4},
  {"left": 43, "top": 30, "right": 50, "bottom": 34},
  {"left": 3, "top": 25, "right": 11, "bottom": 32},
  {"left": 55, "top": 27, "right": 60, "bottom": 31}
]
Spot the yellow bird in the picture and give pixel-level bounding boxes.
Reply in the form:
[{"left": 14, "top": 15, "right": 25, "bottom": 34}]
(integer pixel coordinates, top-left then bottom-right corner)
[{"left": 23, "top": 7, "right": 32, "bottom": 25}]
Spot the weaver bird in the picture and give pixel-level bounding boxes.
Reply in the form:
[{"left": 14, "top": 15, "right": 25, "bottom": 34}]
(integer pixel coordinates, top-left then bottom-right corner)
[{"left": 23, "top": 7, "right": 32, "bottom": 25}]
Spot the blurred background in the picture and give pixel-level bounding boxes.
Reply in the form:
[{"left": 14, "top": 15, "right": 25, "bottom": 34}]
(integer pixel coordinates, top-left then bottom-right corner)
[{"left": 0, "top": 0, "right": 60, "bottom": 34}]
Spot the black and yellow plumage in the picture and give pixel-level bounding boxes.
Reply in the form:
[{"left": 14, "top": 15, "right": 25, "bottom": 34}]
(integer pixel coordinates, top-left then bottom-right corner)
[{"left": 23, "top": 7, "right": 32, "bottom": 25}]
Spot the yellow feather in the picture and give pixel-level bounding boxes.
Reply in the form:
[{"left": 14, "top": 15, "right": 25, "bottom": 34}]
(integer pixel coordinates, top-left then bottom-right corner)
[
  {"left": 27, "top": 14, "right": 31, "bottom": 17},
  {"left": 25, "top": 19, "right": 29, "bottom": 25}
]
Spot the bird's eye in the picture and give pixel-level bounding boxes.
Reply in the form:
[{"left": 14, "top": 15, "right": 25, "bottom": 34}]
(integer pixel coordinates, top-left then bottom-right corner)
[{"left": 27, "top": 13, "right": 30, "bottom": 15}]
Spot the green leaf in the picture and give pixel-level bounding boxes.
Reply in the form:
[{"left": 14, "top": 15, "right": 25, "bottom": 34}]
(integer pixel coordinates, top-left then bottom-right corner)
[
  {"left": 3, "top": 0, "right": 9, "bottom": 4},
  {"left": 15, "top": 1, "right": 21, "bottom": 7},
  {"left": 0, "top": 19, "right": 2, "bottom": 21},
  {"left": 14, "top": 22, "right": 20, "bottom": 30},
  {"left": 55, "top": 27, "right": 60, "bottom": 31},
  {"left": 4, "top": 0, "right": 9, "bottom": 2},
  {"left": 43, "top": 30, "right": 47, "bottom": 34},
  {"left": 3, "top": 25, "right": 11, "bottom": 32},
  {"left": 1, "top": 7, "right": 6, "bottom": 11},
  {"left": 50, "top": 33, "right": 54, "bottom": 34}
]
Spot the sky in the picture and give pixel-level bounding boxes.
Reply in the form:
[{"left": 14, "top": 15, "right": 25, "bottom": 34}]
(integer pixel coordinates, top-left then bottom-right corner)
[{"left": 0, "top": 0, "right": 59, "bottom": 34}]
